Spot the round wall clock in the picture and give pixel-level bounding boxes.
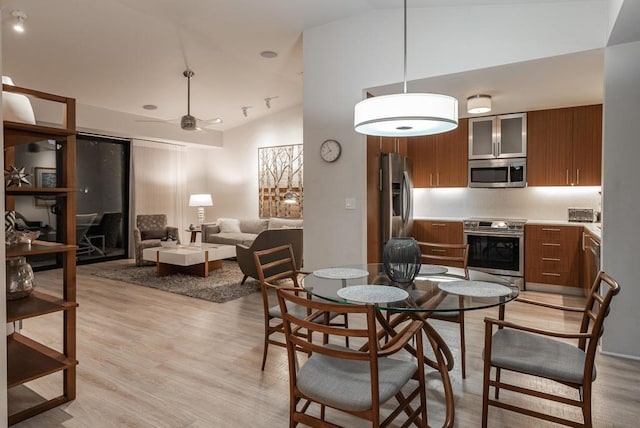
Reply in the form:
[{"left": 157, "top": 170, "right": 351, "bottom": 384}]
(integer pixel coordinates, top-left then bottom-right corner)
[{"left": 320, "top": 139, "right": 342, "bottom": 163}]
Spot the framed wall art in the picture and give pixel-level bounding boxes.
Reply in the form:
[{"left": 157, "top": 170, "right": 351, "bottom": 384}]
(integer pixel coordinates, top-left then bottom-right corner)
[
  {"left": 258, "top": 144, "right": 303, "bottom": 218},
  {"left": 34, "top": 167, "right": 57, "bottom": 207}
]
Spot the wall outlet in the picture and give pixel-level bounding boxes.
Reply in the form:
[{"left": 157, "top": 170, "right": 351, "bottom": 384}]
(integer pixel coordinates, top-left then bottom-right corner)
[{"left": 345, "top": 198, "right": 356, "bottom": 210}]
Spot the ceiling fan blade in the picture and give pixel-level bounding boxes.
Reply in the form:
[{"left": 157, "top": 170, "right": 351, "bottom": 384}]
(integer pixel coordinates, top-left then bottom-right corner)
[
  {"left": 135, "top": 117, "right": 181, "bottom": 124},
  {"left": 197, "top": 117, "right": 223, "bottom": 127}
]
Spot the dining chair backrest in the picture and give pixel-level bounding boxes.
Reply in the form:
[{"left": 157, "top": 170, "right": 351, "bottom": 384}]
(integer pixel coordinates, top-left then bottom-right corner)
[
  {"left": 580, "top": 271, "right": 620, "bottom": 366},
  {"left": 277, "top": 287, "right": 376, "bottom": 361},
  {"left": 253, "top": 244, "right": 301, "bottom": 288},
  {"left": 418, "top": 242, "right": 469, "bottom": 278},
  {"left": 276, "top": 287, "right": 427, "bottom": 426}
]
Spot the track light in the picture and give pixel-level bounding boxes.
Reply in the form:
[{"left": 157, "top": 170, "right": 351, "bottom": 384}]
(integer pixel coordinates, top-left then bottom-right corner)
[
  {"left": 12, "top": 11, "right": 27, "bottom": 33},
  {"left": 265, "top": 96, "right": 278, "bottom": 109},
  {"left": 241, "top": 106, "right": 252, "bottom": 117}
]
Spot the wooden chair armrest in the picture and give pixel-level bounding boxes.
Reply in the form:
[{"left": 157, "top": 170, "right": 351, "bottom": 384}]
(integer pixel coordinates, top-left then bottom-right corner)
[
  {"left": 515, "top": 297, "right": 585, "bottom": 312},
  {"left": 484, "top": 317, "right": 592, "bottom": 340},
  {"left": 379, "top": 320, "right": 424, "bottom": 356}
]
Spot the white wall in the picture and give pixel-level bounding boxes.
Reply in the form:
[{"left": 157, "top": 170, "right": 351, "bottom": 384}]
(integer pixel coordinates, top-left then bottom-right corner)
[
  {"left": 414, "top": 186, "right": 601, "bottom": 220},
  {"left": 303, "top": 2, "right": 609, "bottom": 270},
  {"left": 186, "top": 104, "right": 303, "bottom": 227},
  {"left": 601, "top": 39, "right": 640, "bottom": 358}
]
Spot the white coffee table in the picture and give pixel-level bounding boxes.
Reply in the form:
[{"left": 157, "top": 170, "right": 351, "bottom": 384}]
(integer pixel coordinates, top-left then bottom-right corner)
[{"left": 142, "top": 243, "right": 236, "bottom": 278}]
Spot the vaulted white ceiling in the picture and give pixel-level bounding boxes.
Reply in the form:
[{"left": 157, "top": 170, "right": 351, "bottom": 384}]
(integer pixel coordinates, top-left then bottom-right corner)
[{"left": 1, "top": 0, "right": 605, "bottom": 133}]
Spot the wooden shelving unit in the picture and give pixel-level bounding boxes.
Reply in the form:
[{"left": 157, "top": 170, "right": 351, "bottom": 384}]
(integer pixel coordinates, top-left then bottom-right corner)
[{"left": 3, "top": 84, "right": 78, "bottom": 425}]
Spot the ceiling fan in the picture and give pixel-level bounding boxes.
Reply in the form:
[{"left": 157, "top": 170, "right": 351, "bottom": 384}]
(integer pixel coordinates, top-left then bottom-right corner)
[{"left": 138, "top": 69, "right": 222, "bottom": 131}]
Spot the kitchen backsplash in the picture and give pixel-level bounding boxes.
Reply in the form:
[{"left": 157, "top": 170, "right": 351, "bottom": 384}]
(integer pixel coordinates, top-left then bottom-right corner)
[{"left": 413, "top": 186, "right": 601, "bottom": 220}]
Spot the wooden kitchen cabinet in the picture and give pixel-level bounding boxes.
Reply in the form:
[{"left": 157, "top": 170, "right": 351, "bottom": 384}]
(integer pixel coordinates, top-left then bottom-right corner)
[
  {"left": 378, "top": 136, "right": 408, "bottom": 156},
  {"left": 527, "top": 104, "right": 602, "bottom": 186},
  {"left": 408, "top": 118, "right": 468, "bottom": 188},
  {"left": 413, "top": 220, "right": 463, "bottom": 257},
  {"left": 525, "top": 224, "right": 582, "bottom": 288}
]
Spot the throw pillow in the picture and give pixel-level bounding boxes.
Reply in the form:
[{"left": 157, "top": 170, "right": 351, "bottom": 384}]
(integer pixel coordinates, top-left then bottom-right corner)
[
  {"left": 218, "top": 218, "right": 241, "bottom": 233},
  {"left": 141, "top": 230, "right": 167, "bottom": 240}
]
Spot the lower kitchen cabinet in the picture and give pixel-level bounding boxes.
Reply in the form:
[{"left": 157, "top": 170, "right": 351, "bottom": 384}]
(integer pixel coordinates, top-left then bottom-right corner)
[
  {"left": 525, "top": 224, "right": 582, "bottom": 288},
  {"left": 413, "top": 220, "right": 463, "bottom": 257}
]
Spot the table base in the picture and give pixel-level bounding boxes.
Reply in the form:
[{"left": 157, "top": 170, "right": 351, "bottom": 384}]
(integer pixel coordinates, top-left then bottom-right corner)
[{"left": 156, "top": 258, "right": 223, "bottom": 278}]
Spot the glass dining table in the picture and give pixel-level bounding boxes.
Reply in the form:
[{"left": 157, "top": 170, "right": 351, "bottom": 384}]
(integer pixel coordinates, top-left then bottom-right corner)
[{"left": 301, "top": 263, "right": 520, "bottom": 428}]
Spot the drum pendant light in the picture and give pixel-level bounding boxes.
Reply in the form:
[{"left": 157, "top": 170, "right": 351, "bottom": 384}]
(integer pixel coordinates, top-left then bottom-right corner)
[{"left": 354, "top": 0, "right": 458, "bottom": 137}]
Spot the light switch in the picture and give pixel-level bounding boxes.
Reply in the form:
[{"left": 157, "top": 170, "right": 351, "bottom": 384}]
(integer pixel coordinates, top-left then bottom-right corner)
[{"left": 345, "top": 198, "right": 356, "bottom": 210}]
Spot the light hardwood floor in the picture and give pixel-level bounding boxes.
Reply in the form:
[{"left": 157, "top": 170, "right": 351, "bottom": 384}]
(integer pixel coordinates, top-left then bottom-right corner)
[{"left": 11, "top": 259, "right": 640, "bottom": 427}]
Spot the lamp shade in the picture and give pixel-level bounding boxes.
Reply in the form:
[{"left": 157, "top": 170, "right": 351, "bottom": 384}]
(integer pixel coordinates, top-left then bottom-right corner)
[
  {"left": 354, "top": 93, "right": 458, "bottom": 137},
  {"left": 189, "top": 194, "right": 213, "bottom": 207},
  {"left": 467, "top": 94, "right": 492, "bottom": 114},
  {"left": 2, "top": 76, "right": 36, "bottom": 124}
]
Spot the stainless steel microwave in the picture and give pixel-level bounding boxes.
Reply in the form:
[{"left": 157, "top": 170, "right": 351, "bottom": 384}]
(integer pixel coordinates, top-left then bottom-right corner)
[{"left": 468, "top": 158, "right": 526, "bottom": 188}]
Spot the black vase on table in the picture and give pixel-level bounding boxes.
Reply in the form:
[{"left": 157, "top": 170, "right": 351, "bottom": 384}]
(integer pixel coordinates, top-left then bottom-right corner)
[{"left": 382, "top": 237, "right": 421, "bottom": 284}]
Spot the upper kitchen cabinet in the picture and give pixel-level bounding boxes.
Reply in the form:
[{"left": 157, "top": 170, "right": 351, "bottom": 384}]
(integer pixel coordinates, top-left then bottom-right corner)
[
  {"left": 527, "top": 104, "right": 602, "bottom": 186},
  {"left": 468, "top": 113, "right": 527, "bottom": 159},
  {"left": 409, "top": 118, "right": 468, "bottom": 188},
  {"left": 378, "top": 136, "right": 408, "bottom": 156}
]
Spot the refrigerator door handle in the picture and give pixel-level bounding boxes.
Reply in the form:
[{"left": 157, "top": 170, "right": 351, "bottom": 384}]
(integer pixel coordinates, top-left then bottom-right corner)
[{"left": 402, "top": 170, "right": 412, "bottom": 225}]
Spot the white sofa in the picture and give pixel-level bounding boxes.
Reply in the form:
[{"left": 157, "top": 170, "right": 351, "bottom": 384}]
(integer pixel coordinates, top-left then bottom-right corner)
[{"left": 202, "top": 217, "right": 303, "bottom": 246}]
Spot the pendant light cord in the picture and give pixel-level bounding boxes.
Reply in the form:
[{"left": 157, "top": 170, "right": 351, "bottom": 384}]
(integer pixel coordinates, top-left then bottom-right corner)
[{"left": 403, "top": 0, "right": 407, "bottom": 94}]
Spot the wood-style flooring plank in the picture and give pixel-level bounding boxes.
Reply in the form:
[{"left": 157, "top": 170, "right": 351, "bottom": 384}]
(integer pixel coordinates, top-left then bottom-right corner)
[{"left": 11, "top": 259, "right": 640, "bottom": 427}]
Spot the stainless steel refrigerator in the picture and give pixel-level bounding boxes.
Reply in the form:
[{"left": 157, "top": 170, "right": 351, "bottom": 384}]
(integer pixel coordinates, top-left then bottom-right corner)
[{"left": 381, "top": 153, "right": 414, "bottom": 247}]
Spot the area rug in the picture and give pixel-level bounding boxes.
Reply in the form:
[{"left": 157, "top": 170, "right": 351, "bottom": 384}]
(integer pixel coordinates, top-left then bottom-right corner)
[{"left": 92, "top": 260, "right": 260, "bottom": 303}]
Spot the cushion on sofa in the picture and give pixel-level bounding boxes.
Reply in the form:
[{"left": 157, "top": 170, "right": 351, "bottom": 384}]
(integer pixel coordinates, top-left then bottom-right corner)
[
  {"left": 217, "top": 218, "right": 241, "bottom": 233},
  {"left": 207, "top": 232, "right": 257, "bottom": 246},
  {"left": 268, "top": 217, "right": 303, "bottom": 230},
  {"left": 239, "top": 219, "right": 269, "bottom": 234}
]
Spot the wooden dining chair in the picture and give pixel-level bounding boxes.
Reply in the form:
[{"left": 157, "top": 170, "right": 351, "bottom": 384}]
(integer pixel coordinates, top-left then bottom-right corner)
[
  {"left": 417, "top": 241, "right": 470, "bottom": 378},
  {"left": 481, "top": 271, "right": 621, "bottom": 427},
  {"left": 276, "top": 287, "right": 427, "bottom": 427},
  {"left": 253, "top": 244, "right": 347, "bottom": 371}
]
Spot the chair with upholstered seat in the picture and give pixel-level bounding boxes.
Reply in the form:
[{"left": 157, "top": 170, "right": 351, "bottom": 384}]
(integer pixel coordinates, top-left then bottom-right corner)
[
  {"left": 253, "top": 244, "right": 347, "bottom": 371},
  {"left": 417, "top": 241, "right": 469, "bottom": 378},
  {"left": 277, "top": 287, "right": 427, "bottom": 427},
  {"left": 481, "top": 271, "right": 621, "bottom": 427},
  {"left": 133, "top": 214, "right": 180, "bottom": 266}
]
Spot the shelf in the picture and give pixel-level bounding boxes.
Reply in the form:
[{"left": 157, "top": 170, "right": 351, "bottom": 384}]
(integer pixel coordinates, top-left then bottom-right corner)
[
  {"left": 6, "top": 241, "right": 77, "bottom": 257},
  {"left": 7, "top": 333, "right": 77, "bottom": 388},
  {"left": 6, "top": 187, "right": 76, "bottom": 196},
  {"left": 3, "top": 120, "right": 75, "bottom": 137},
  {"left": 7, "top": 290, "right": 76, "bottom": 323}
]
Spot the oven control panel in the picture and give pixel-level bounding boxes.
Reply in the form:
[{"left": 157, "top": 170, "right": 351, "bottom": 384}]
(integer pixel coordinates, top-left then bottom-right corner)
[{"left": 463, "top": 218, "right": 526, "bottom": 234}]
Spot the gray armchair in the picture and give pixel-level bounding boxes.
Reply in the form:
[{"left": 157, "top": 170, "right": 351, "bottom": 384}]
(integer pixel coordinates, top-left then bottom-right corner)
[
  {"left": 236, "top": 228, "right": 303, "bottom": 284},
  {"left": 134, "top": 214, "right": 180, "bottom": 266}
]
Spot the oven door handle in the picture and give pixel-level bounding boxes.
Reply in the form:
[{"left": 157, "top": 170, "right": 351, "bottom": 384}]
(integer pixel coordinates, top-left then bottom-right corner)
[{"left": 464, "top": 230, "right": 523, "bottom": 238}]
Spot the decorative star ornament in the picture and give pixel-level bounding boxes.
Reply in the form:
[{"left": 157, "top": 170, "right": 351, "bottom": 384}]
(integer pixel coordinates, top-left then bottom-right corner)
[{"left": 4, "top": 165, "right": 32, "bottom": 188}]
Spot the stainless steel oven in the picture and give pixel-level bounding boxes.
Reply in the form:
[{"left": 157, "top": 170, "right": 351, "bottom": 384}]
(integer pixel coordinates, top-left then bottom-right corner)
[{"left": 463, "top": 218, "right": 526, "bottom": 288}]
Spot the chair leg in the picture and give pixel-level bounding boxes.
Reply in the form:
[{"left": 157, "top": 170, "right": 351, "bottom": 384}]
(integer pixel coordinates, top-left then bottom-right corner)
[
  {"left": 241, "top": 275, "right": 248, "bottom": 285},
  {"left": 582, "top": 384, "right": 592, "bottom": 427},
  {"left": 261, "top": 325, "right": 270, "bottom": 371},
  {"left": 482, "top": 365, "right": 491, "bottom": 427},
  {"left": 494, "top": 368, "right": 501, "bottom": 399},
  {"left": 344, "top": 314, "right": 349, "bottom": 348},
  {"left": 459, "top": 314, "right": 466, "bottom": 379}
]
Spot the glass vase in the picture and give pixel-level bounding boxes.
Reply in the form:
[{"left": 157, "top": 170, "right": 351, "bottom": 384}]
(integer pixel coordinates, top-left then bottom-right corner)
[
  {"left": 382, "top": 237, "right": 421, "bottom": 284},
  {"left": 6, "top": 256, "right": 35, "bottom": 300}
]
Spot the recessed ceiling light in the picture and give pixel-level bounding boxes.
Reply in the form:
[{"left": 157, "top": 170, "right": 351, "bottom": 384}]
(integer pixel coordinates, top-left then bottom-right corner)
[
  {"left": 260, "top": 50, "right": 278, "bottom": 59},
  {"left": 142, "top": 104, "right": 158, "bottom": 110}
]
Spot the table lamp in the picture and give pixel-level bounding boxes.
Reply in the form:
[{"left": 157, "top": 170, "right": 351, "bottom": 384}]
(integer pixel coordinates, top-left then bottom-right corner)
[{"left": 189, "top": 194, "right": 213, "bottom": 224}]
